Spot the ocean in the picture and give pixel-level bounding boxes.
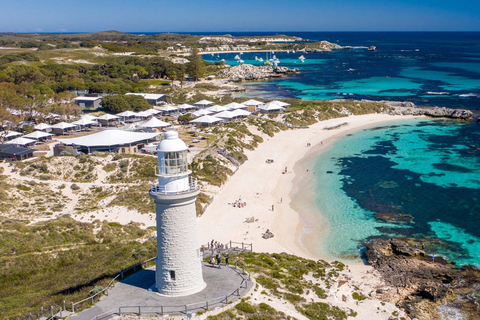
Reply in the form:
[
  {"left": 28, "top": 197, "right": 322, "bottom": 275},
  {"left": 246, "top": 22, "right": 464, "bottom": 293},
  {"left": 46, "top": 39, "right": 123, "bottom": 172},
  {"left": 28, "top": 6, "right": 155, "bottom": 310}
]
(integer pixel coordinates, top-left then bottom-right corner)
[
  {"left": 203, "top": 32, "right": 480, "bottom": 110},
  {"left": 203, "top": 32, "right": 480, "bottom": 266}
]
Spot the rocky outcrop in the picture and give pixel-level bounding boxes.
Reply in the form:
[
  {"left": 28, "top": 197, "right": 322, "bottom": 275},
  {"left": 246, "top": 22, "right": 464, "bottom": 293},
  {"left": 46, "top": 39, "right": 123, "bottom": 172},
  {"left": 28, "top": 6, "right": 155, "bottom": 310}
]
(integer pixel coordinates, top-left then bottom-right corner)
[
  {"left": 294, "top": 41, "right": 344, "bottom": 53},
  {"left": 383, "top": 102, "right": 474, "bottom": 120},
  {"left": 220, "top": 64, "right": 299, "bottom": 81},
  {"left": 366, "top": 239, "right": 480, "bottom": 319}
]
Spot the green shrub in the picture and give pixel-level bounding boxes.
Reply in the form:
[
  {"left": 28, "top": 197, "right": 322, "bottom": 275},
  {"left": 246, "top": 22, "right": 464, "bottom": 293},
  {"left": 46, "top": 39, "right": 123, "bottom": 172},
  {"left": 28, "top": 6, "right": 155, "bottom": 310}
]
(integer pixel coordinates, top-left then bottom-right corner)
[
  {"left": 70, "top": 183, "right": 80, "bottom": 190},
  {"left": 235, "top": 300, "right": 257, "bottom": 314},
  {"left": 89, "top": 286, "right": 104, "bottom": 297},
  {"left": 352, "top": 292, "right": 366, "bottom": 301}
]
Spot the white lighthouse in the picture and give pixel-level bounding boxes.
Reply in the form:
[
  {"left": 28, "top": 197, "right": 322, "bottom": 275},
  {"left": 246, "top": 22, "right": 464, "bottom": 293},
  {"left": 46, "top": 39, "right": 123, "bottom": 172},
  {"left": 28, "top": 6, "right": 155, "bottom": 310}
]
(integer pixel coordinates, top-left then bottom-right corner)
[{"left": 149, "top": 131, "right": 206, "bottom": 296}]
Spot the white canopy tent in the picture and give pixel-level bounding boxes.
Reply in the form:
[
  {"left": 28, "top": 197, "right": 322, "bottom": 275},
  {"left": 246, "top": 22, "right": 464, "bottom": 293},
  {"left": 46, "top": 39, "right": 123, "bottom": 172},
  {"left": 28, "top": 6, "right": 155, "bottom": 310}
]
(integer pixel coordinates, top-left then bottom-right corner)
[
  {"left": 9, "top": 137, "right": 37, "bottom": 146},
  {"left": 231, "top": 109, "right": 251, "bottom": 117},
  {"left": 23, "top": 131, "right": 54, "bottom": 140},
  {"left": 145, "top": 108, "right": 162, "bottom": 115},
  {"left": 176, "top": 104, "right": 196, "bottom": 111},
  {"left": 190, "top": 115, "right": 222, "bottom": 126},
  {"left": 242, "top": 99, "right": 264, "bottom": 107},
  {"left": 159, "top": 105, "right": 179, "bottom": 113},
  {"left": 96, "top": 114, "right": 120, "bottom": 121},
  {"left": 224, "top": 102, "right": 248, "bottom": 110},
  {"left": 3, "top": 131, "right": 23, "bottom": 139},
  {"left": 215, "top": 111, "right": 237, "bottom": 119},
  {"left": 81, "top": 115, "right": 99, "bottom": 121},
  {"left": 206, "top": 105, "right": 228, "bottom": 113},
  {"left": 117, "top": 111, "right": 139, "bottom": 118},
  {"left": 258, "top": 100, "right": 290, "bottom": 112},
  {"left": 135, "top": 111, "right": 152, "bottom": 119},
  {"left": 193, "top": 100, "right": 214, "bottom": 108},
  {"left": 137, "top": 117, "right": 171, "bottom": 128},
  {"left": 34, "top": 123, "right": 53, "bottom": 132},
  {"left": 192, "top": 109, "right": 213, "bottom": 117}
]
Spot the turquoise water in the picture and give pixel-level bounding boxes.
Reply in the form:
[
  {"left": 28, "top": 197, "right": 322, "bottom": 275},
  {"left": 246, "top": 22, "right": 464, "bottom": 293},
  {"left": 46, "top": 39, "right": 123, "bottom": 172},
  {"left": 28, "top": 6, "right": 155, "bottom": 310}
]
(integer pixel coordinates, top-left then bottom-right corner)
[
  {"left": 205, "top": 32, "right": 480, "bottom": 109},
  {"left": 312, "top": 118, "right": 480, "bottom": 266}
]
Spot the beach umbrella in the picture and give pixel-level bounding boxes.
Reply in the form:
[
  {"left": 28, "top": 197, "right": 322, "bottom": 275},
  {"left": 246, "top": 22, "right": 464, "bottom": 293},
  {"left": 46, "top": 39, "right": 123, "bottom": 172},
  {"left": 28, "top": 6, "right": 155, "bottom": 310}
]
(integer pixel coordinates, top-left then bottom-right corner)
[
  {"left": 138, "top": 117, "right": 171, "bottom": 128},
  {"left": 23, "top": 131, "right": 54, "bottom": 140}
]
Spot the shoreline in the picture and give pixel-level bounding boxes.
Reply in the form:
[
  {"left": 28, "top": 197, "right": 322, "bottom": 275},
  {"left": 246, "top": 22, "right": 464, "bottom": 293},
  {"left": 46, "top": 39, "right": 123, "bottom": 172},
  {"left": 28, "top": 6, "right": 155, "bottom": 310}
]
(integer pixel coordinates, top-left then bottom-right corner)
[{"left": 198, "top": 113, "right": 422, "bottom": 262}]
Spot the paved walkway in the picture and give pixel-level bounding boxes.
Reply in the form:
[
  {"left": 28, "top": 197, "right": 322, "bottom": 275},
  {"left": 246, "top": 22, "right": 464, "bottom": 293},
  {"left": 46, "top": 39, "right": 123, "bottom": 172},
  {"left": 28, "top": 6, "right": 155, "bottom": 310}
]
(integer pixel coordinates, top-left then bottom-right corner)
[{"left": 68, "top": 263, "right": 252, "bottom": 320}]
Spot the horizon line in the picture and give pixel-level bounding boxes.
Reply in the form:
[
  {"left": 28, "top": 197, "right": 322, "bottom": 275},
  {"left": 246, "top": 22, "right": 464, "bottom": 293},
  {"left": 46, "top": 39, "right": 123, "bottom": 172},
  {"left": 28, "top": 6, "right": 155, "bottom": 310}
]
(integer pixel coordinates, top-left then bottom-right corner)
[{"left": 1, "top": 30, "right": 480, "bottom": 34}]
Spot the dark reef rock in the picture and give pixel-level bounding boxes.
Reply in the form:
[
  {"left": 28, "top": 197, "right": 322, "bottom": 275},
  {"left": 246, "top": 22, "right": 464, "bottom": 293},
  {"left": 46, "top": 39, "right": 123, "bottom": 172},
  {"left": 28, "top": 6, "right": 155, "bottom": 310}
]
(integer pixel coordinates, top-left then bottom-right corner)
[
  {"left": 365, "top": 239, "right": 480, "bottom": 319},
  {"left": 374, "top": 212, "right": 414, "bottom": 223}
]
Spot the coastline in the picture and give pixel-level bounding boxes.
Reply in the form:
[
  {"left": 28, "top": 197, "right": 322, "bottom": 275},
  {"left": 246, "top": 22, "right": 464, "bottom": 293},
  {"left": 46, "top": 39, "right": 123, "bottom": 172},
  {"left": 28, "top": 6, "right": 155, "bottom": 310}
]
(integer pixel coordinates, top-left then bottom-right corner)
[{"left": 198, "top": 113, "right": 422, "bottom": 262}]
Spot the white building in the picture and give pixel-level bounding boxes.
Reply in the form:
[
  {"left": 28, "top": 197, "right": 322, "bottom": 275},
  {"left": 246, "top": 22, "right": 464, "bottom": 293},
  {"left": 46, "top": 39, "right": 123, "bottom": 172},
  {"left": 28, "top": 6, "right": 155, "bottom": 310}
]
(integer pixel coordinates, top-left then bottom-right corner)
[{"left": 149, "top": 131, "right": 206, "bottom": 296}]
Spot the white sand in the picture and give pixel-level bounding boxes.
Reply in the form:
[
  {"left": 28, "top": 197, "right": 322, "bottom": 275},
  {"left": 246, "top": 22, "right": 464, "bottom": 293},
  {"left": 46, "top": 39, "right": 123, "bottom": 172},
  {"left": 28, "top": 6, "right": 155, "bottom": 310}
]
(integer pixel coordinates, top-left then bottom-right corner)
[{"left": 197, "top": 113, "right": 419, "bottom": 319}]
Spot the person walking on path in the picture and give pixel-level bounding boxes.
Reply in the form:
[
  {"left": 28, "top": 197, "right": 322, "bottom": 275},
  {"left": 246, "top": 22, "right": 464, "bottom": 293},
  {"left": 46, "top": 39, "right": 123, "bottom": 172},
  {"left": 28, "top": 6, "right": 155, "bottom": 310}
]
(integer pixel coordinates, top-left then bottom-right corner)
[
  {"left": 225, "top": 253, "right": 229, "bottom": 266},
  {"left": 216, "top": 253, "right": 221, "bottom": 268},
  {"left": 210, "top": 256, "right": 215, "bottom": 268}
]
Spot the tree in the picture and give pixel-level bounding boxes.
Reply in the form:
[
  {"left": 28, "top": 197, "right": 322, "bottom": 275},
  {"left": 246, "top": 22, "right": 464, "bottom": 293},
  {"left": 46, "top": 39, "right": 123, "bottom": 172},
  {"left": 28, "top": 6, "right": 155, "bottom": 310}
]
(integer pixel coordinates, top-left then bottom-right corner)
[
  {"left": 187, "top": 47, "right": 206, "bottom": 81},
  {"left": 100, "top": 95, "right": 151, "bottom": 113}
]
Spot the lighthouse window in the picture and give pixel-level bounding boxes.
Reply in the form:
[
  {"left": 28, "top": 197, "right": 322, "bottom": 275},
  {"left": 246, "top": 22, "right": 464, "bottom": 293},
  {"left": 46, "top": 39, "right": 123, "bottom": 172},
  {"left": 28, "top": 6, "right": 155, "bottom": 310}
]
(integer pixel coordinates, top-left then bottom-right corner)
[
  {"left": 164, "top": 151, "right": 188, "bottom": 174},
  {"left": 170, "top": 270, "right": 176, "bottom": 280}
]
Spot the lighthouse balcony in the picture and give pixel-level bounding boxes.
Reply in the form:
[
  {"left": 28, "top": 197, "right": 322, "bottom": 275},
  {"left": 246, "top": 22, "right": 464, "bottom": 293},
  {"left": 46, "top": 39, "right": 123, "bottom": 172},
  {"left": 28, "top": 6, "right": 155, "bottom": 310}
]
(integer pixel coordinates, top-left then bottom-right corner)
[{"left": 149, "top": 177, "right": 200, "bottom": 195}]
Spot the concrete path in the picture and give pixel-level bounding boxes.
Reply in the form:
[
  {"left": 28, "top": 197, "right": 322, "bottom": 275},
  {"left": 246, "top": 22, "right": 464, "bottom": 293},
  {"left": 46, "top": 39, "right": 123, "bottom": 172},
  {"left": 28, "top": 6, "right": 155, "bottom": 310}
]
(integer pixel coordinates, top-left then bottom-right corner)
[{"left": 68, "top": 263, "right": 252, "bottom": 320}]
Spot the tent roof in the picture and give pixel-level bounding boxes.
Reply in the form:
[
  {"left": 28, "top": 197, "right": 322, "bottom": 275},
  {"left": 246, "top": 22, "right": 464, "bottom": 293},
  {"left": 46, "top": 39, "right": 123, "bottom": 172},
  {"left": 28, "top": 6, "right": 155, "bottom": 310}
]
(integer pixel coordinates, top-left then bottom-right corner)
[
  {"left": 242, "top": 99, "right": 264, "bottom": 106},
  {"left": 52, "top": 122, "right": 77, "bottom": 129},
  {"left": 206, "top": 105, "right": 227, "bottom": 113},
  {"left": 0, "top": 145, "right": 35, "bottom": 156},
  {"left": 137, "top": 117, "right": 171, "bottom": 128},
  {"left": 9, "top": 137, "right": 37, "bottom": 145},
  {"left": 159, "top": 105, "right": 178, "bottom": 112},
  {"left": 126, "top": 93, "right": 167, "bottom": 100},
  {"left": 23, "top": 131, "right": 54, "bottom": 139},
  {"left": 231, "top": 109, "right": 251, "bottom": 117},
  {"left": 34, "top": 123, "right": 52, "bottom": 130},
  {"left": 81, "top": 115, "right": 99, "bottom": 121},
  {"left": 215, "top": 111, "right": 237, "bottom": 119},
  {"left": 190, "top": 115, "right": 222, "bottom": 124},
  {"left": 4, "top": 131, "right": 22, "bottom": 138},
  {"left": 117, "top": 111, "right": 139, "bottom": 117},
  {"left": 145, "top": 108, "right": 162, "bottom": 115},
  {"left": 74, "top": 96, "right": 102, "bottom": 101},
  {"left": 72, "top": 118, "right": 98, "bottom": 126},
  {"left": 96, "top": 114, "right": 120, "bottom": 121},
  {"left": 193, "top": 99, "right": 214, "bottom": 106},
  {"left": 193, "top": 110, "right": 213, "bottom": 117},
  {"left": 57, "top": 130, "right": 160, "bottom": 148},
  {"left": 135, "top": 111, "right": 152, "bottom": 118},
  {"left": 224, "top": 102, "right": 247, "bottom": 110},
  {"left": 176, "top": 104, "right": 195, "bottom": 110}
]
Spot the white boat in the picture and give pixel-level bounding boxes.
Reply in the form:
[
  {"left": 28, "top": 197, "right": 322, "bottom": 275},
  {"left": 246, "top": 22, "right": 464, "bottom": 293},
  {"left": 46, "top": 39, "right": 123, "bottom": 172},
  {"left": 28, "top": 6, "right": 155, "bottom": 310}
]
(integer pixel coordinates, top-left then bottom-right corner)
[
  {"left": 272, "top": 55, "right": 276, "bottom": 60},
  {"left": 258, "top": 57, "right": 263, "bottom": 62},
  {"left": 240, "top": 51, "right": 243, "bottom": 55},
  {"left": 220, "top": 59, "right": 225, "bottom": 62},
  {"left": 234, "top": 54, "right": 241, "bottom": 60},
  {"left": 255, "top": 56, "right": 258, "bottom": 60},
  {"left": 238, "top": 59, "right": 244, "bottom": 63}
]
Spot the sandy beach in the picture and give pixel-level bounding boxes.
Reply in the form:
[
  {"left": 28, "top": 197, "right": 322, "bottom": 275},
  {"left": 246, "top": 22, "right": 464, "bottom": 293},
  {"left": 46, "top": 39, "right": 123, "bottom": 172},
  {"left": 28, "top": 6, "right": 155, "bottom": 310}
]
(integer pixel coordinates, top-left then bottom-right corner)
[{"left": 198, "top": 113, "right": 420, "bottom": 260}]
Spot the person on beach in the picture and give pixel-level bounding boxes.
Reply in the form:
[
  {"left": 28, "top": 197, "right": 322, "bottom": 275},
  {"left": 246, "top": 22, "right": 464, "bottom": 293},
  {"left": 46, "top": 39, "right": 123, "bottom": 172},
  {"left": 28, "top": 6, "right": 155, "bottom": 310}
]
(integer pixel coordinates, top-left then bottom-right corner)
[
  {"left": 272, "top": 205, "right": 274, "bottom": 211},
  {"left": 431, "top": 255, "right": 435, "bottom": 262},
  {"left": 280, "top": 197, "right": 283, "bottom": 204},
  {"left": 422, "top": 243, "right": 425, "bottom": 250},
  {"left": 225, "top": 253, "right": 229, "bottom": 266}
]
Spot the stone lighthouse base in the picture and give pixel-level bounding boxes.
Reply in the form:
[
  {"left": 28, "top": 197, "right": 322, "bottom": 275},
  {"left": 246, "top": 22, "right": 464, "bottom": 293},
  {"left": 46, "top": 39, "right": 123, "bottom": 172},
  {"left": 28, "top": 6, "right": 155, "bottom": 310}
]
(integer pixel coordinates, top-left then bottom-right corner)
[{"left": 67, "top": 264, "right": 253, "bottom": 320}]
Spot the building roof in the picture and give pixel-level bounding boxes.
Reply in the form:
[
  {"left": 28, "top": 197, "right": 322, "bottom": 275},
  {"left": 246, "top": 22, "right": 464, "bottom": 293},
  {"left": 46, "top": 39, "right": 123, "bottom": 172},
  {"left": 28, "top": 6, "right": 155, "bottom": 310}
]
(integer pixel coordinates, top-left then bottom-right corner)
[
  {"left": 57, "top": 130, "right": 160, "bottom": 148},
  {"left": 242, "top": 99, "right": 264, "bottom": 106},
  {"left": 74, "top": 96, "right": 102, "bottom": 101},
  {"left": 117, "top": 111, "right": 139, "bottom": 117},
  {"left": 34, "top": 123, "right": 53, "bottom": 130},
  {"left": 8, "top": 137, "right": 37, "bottom": 146},
  {"left": 190, "top": 115, "right": 222, "bottom": 124},
  {"left": 126, "top": 93, "right": 168, "bottom": 100},
  {"left": 138, "top": 118, "right": 171, "bottom": 128},
  {"left": 52, "top": 122, "right": 77, "bottom": 129},
  {"left": 23, "top": 131, "right": 54, "bottom": 139},
  {"left": 0, "top": 145, "right": 36, "bottom": 156}
]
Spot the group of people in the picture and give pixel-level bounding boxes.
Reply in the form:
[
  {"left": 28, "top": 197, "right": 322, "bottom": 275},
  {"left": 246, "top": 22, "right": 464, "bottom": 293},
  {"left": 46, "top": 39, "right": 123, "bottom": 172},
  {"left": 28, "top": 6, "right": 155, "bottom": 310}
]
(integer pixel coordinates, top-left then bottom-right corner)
[
  {"left": 210, "top": 252, "right": 230, "bottom": 268},
  {"left": 208, "top": 239, "right": 223, "bottom": 250}
]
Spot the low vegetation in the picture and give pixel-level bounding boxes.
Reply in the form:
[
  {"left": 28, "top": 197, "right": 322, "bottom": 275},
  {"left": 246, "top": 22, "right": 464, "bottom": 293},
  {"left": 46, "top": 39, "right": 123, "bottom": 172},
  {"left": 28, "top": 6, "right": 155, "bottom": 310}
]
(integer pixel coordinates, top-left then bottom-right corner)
[{"left": 0, "top": 216, "right": 156, "bottom": 317}]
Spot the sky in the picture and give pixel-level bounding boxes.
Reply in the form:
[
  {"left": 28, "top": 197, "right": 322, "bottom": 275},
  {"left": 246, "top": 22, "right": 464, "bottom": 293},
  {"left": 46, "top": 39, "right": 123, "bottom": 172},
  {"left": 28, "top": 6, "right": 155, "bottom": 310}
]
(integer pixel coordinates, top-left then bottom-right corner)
[{"left": 0, "top": 0, "right": 479, "bottom": 33}]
